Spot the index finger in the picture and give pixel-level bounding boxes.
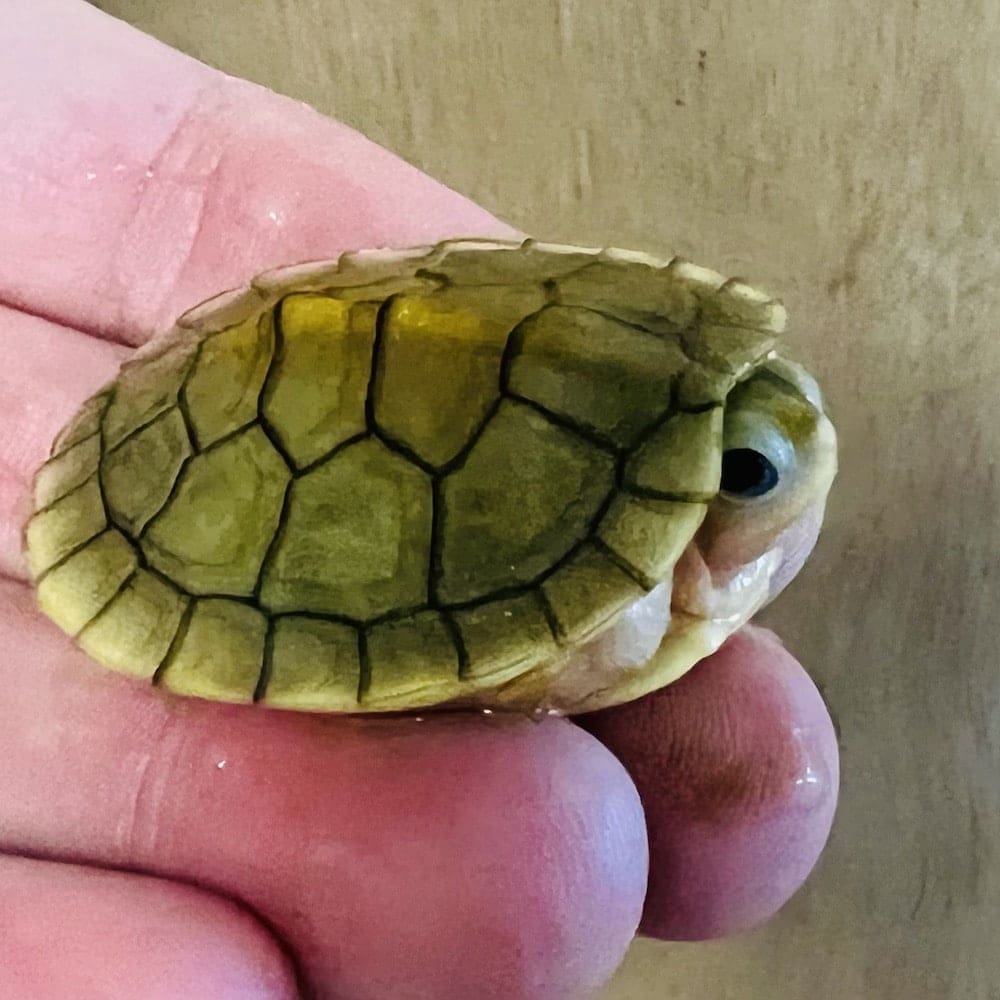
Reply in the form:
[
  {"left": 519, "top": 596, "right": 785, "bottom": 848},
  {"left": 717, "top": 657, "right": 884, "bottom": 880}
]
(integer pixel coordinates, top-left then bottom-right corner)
[{"left": 0, "top": 0, "right": 516, "bottom": 346}]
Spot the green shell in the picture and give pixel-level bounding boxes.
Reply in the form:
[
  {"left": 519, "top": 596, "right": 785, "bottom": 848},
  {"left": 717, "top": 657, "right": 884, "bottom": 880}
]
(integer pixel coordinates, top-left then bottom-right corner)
[{"left": 26, "top": 239, "right": 787, "bottom": 714}]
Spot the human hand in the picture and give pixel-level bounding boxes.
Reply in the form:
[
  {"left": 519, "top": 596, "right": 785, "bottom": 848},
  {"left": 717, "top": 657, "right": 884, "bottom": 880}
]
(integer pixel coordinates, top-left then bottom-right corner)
[{"left": 0, "top": 3, "right": 839, "bottom": 998}]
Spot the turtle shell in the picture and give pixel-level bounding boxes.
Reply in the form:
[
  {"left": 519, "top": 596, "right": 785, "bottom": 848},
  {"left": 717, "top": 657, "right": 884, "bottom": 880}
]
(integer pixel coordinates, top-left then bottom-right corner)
[{"left": 25, "top": 239, "right": 786, "bottom": 714}]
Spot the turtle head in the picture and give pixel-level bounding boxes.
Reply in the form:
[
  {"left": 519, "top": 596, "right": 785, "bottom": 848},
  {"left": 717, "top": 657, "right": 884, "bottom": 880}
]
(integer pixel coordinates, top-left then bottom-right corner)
[{"left": 672, "top": 358, "right": 838, "bottom": 622}]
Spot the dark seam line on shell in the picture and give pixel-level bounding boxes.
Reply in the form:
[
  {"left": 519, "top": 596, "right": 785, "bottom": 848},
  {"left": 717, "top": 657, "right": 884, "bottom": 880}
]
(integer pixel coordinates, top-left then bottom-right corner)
[
  {"left": 137, "top": 452, "right": 194, "bottom": 541},
  {"left": 356, "top": 630, "right": 371, "bottom": 703},
  {"left": 440, "top": 609, "right": 470, "bottom": 679},
  {"left": 39, "top": 427, "right": 100, "bottom": 471},
  {"left": 501, "top": 391, "right": 620, "bottom": 453},
  {"left": 32, "top": 527, "right": 110, "bottom": 584},
  {"left": 370, "top": 428, "right": 438, "bottom": 476},
  {"left": 144, "top": 562, "right": 187, "bottom": 597},
  {"left": 435, "top": 396, "right": 503, "bottom": 477},
  {"left": 253, "top": 304, "right": 299, "bottom": 471},
  {"left": 257, "top": 300, "right": 283, "bottom": 416},
  {"left": 612, "top": 450, "right": 627, "bottom": 492},
  {"left": 252, "top": 477, "right": 294, "bottom": 603},
  {"left": 271, "top": 609, "right": 363, "bottom": 629},
  {"left": 253, "top": 619, "right": 276, "bottom": 703},
  {"left": 30, "top": 470, "right": 100, "bottom": 518},
  {"left": 497, "top": 305, "right": 552, "bottom": 395},
  {"left": 625, "top": 390, "right": 684, "bottom": 454},
  {"left": 625, "top": 484, "right": 713, "bottom": 504},
  {"left": 534, "top": 587, "right": 564, "bottom": 646},
  {"left": 428, "top": 476, "right": 444, "bottom": 605},
  {"left": 673, "top": 307, "right": 706, "bottom": 367},
  {"left": 590, "top": 536, "right": 657, "bottom": 592},
  {"left": 195, "top": 417, "right": 259, "bottom": 456},
  {"left": 363, "top": 296, "right": 394, "bottom": 434},
  {"left": 257, "top": 415, "right": 297, "bottom": 473},
  {"left": 175, "top": 338, "right": 205, "bottom": 449},
  {"left": 295, "top": 432, "right": 369, "bottom": 477},
  {"left": 181, "top": 592, "right": 259, "bottom": 607},
  {"left": 31, "top": 458, "right": 99, "bottom": 517},
  {"left": 415, "top": 271, "right": 548, "bottom": 290},
  {"left": 150, "top": 597, "right": 196, "bottom": 687},
  {"left": 73, "top": 567, "right": 140, "bottom": 640},
  {"left": 50, "top": 390, "right": 113, "bottom": 460},
  {"left": 438, "top": 476, "right": 619, "bottom": 616},
  {"left": 412, "top": 268, "right": 454, "bottom": 286},
  {"left": 569, "top": 303, "right": 690, "bottom": 340},
  {"left": 678, "top": 400, "right": 723, "bottom": 415},
  {"left": 365, "top": 602, "right": 432, "bottom": 628},
  {"left": 100, "top": 405, "right": 173, "bottom": 460}
]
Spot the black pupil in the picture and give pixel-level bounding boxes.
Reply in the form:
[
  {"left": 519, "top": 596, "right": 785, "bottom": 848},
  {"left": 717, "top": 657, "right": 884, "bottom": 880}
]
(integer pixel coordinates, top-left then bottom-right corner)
[{"left": 721, "top": 449, "right": 779, "bottom": 498}]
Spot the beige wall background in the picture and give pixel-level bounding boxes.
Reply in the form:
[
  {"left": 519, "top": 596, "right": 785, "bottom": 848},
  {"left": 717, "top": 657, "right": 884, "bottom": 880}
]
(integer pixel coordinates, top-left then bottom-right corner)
[{"left": 91, "top": 2, "right": 1000, "bottom": 998}]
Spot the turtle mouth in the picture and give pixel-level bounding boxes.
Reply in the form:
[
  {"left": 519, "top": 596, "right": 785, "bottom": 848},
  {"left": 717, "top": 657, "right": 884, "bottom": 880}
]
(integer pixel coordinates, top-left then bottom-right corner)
[
  {"left": 669, "top": 540, "right": 783, "bottom": 628},
  {"left": 537, "top": 542, "right": 782, "bottom": 712}
]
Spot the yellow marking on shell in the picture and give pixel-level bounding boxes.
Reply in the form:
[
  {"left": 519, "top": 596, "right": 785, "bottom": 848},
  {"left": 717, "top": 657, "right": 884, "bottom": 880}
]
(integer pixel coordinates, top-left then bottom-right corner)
[
  {"left": 262, "top": 294, "right": 376, "bottom": 466},
  {"left": 375, "top": 285, "right": 546, "bottom": 467}
]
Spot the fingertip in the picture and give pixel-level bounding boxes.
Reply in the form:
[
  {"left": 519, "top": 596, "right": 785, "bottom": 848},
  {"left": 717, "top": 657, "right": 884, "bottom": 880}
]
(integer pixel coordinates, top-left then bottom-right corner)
[
  {"left": 580, "top": 624, "right": 839, "bottom": 940},
  {"left": 0, "top": 855, "right": 298, "bottom": 1000}
]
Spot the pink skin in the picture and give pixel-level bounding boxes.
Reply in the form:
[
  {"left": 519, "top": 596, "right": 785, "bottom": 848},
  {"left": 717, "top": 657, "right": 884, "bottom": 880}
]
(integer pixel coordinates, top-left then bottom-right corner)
[
  {"left": 0, "top": 2, "right": 840, "bottom": 995},
  {"left": 580, "top": 627, "right": 839, "bottom": 941},
  {"left": 0, "top": 857, "right": 297, "bottom": 1000}
]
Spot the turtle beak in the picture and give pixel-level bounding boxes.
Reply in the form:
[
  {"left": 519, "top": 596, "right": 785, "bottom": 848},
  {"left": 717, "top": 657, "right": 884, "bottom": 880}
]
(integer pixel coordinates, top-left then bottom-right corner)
[{"left": 670, "top": 537, "right": 782, "bottom": 625}]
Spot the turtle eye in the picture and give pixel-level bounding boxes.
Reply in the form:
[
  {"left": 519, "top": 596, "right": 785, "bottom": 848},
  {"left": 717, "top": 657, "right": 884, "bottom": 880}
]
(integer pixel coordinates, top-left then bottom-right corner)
[
  {"left": 719, "top": 407, "right": 795, "bottom": 503},
  {"left": 721, "top": 448, "right": 780, "bottom": 498}
]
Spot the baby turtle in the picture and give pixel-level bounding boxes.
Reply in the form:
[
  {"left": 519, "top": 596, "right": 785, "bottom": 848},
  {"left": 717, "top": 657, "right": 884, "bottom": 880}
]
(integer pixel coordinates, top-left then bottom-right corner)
[{"left": 25, "top": 239, "right": 837, "bottom": 715}]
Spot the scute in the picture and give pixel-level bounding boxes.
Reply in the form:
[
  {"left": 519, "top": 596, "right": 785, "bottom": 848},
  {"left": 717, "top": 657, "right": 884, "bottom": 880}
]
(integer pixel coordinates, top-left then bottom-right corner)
[
  {"left": 506, "top": 306, "right": 687, "bottom": 447},
  {"left": 34, "top": 432, "right": 101, "bottom": 510},
  {"left": 373, "top": 284, "right": 546, "bottom": 467},
  {"left": 102, "top": 336, "right": 199, "bottom": 450},
  {"left": 101, "top": 407, "right": 192, "bottom": 535},
  {"left": 182, "top": 312, "right": 274, "bottom": 448},
  {"left": 25, "top": 237, "right": 812, "bottom": 715},
  {"left": 453, "top": 592, "right": 558, "bottom": 682},
  {"left": 363, "top": 611, "right": 463, "bottom": 708},
  {"left": 541, "top": 542, "right": 647, "bottom": 644},
  {"left": 36, "top": 529, "right": 137, "bottom": 635},
  {"left": 158, "top": 598, "right": 266, "bottom": 702},
  {"left": 265, "top": 616, "right": 361, "bottom": 710},
  {"left": 142, "top": 426, "right": 290, "bottom": 596},
  {"left": 437, "top": 400, "right": 616, "bottom": 605},
  {"left": 258, "top": 437, "right": 432, "bottom": 620},
  {"left": 262, "top": 294, "right": 375, "bottom": 468},
  {"left": 26, "top": 475, "right": 106, "bottom": 579},
  {"left": 625, "top": 408, "right": 724, "bottom": 501},
  {"left": 77, "top": 568, "right": 189, "bottom": 678}
]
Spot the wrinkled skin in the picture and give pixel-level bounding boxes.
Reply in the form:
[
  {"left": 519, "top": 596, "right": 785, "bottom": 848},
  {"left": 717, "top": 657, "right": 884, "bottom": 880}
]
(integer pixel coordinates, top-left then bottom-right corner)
[{"left": 0, "top": 3, "right": 840, "bottom": 998}]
